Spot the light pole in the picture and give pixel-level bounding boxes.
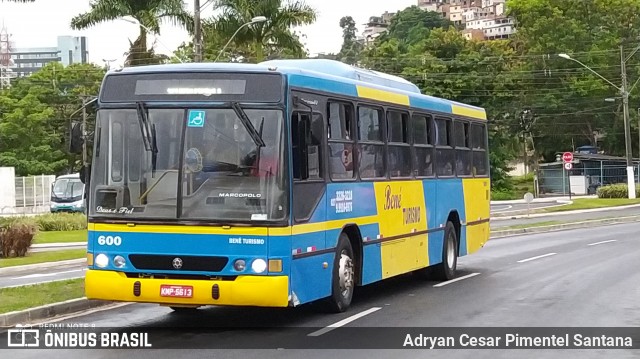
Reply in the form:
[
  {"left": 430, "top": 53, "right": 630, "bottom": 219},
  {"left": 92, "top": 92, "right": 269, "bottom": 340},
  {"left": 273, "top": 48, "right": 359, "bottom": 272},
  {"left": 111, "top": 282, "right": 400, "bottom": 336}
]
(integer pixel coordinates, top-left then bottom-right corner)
[
  {"left": 120, "top": 17, "right": 184, "bottom": 63},
  {"left": 194, "top": 0, "right": 202, "bottom": 62},
  {"left": 214, "top": 16, "right": 267, "bottom": 62},
  {"left": 559, "top": 50, "right": 637, "bottom": 199}
]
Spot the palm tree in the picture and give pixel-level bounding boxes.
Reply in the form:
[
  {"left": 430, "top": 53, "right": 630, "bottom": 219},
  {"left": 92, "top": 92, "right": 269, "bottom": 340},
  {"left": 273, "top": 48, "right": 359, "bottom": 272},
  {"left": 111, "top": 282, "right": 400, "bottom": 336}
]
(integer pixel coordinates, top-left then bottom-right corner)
[
  {"left": 213, "top": 0, "right": 316, "bottom": 62},
  {"left": 70, "top": 0, "right": 193, "bottom": 66}
]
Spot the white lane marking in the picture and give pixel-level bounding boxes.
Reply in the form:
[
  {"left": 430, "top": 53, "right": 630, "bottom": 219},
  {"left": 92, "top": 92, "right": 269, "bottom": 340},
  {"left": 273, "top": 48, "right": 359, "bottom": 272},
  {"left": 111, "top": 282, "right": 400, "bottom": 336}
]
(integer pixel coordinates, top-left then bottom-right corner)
[
  {"left": 491, "top": 205, "right": 513, "bottom": 213},
  {"left": 307, "top": 307, "right": 382, "bottom": 337},
  {"left": 11, "top": 269, "right": 85, "bottom": 280},
  {"left": 433, "top": 272, "right": 481, "bottom": 287},
  {"left": 517, "top": 252, "right": 557, "bottom": 263},
  {"left": 588, "top": 239, "right": 617, "bottom": 246}
]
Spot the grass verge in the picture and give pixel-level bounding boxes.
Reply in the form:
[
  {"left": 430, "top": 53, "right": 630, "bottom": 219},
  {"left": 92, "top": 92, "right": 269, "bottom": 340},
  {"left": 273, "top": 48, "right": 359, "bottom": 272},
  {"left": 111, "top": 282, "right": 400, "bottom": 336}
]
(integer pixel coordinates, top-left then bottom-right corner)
[
  {"left": 0, "top": 278, "right": 84, "bottom": 314},
  {"left": 0, "top": 249, "right": 86, "bottom": 268},
  {"left": 542, "top": 198, "right": 640, "bottom": 213},
  {"left": 33, "top": 230, "right": 87, "bottom": 244}
]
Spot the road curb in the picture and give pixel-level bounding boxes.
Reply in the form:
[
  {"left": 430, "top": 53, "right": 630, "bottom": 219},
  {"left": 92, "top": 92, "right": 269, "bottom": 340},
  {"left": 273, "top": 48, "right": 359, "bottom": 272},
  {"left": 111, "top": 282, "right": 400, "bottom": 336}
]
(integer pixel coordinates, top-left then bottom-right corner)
[
  {"left": 0, "top": 258, "right": 86, "bottom": 275},
  {"left": 491, "top": 203, "right": 640, "bottom": 220},
  {"left": 0, "top": 298, "right": 113, "bottom": 328},
  {"left": 31, "top": 242, "right": 86, "bottom": 249},
  {"left": 490, "top": 215, "right": 640, "bottom": 239}
]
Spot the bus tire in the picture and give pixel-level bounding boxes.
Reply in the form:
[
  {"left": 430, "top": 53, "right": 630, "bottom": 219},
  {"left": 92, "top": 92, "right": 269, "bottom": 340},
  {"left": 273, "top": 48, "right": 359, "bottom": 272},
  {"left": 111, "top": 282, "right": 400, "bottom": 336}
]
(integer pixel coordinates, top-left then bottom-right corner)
[
  {"left": 322, "top": 233, "right": 355, "bottom": 313},
  {"left": 433, "top": 221, "right": 458, "bottom": 281}
]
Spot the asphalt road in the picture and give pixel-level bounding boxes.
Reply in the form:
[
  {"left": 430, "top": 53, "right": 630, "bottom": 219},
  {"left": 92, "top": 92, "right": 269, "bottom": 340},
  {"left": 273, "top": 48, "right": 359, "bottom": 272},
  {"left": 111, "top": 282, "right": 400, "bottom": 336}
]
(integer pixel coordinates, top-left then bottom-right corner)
[
  {"left": 2, "top": 223, "right": 639, "bottom": 358},
  {"left": 491, "top": 206, "right": 640, "bottom": 229},
  {"left": 0, "top": 263, "right": 86, "bottom": 289}
]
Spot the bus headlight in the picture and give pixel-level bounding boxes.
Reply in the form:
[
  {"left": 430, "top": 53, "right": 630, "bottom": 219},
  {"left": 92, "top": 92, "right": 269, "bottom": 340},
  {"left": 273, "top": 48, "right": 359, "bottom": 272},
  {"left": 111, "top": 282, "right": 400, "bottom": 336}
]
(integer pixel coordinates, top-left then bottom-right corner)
[
  {"left": 251, "top": 259, "right": 267, "bottom": 273},
  {"left": 95, "top": 253, "right": 109, "bottom": 268},
  {"left": 233, "top": 259, "right": 246, "bottom": 271},
  {"left": 113, "top": 255, "right": 126, "bottom": 268}
]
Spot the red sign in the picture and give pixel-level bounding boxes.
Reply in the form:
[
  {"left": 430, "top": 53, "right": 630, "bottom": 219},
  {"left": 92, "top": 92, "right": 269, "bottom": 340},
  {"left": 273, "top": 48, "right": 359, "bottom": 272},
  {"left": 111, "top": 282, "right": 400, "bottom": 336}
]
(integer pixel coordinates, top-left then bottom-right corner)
[
  {"left": 160, "top": 285, "right": 193, "bottom": 298},
  {"left": 562, "top": 152, "right": 573, "bottom": 163}
]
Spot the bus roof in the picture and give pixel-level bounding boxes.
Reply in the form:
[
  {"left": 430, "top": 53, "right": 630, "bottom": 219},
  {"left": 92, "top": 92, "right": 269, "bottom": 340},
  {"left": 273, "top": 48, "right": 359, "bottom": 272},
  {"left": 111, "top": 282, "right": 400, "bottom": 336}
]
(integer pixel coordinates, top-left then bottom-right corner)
[
  {"left": 107, "top": 60, "right": 486, "bottom": 120},
  {"left": 56, "top": 173, "right": 80, "bottom": 179}
]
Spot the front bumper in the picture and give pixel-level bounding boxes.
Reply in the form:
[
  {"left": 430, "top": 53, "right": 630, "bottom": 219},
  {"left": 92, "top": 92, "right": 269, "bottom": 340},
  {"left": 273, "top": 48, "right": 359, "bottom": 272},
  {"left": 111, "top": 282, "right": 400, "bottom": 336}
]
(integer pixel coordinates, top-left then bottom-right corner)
[{"left": 85, "top": 270, "right": 289, "bottom": 307}]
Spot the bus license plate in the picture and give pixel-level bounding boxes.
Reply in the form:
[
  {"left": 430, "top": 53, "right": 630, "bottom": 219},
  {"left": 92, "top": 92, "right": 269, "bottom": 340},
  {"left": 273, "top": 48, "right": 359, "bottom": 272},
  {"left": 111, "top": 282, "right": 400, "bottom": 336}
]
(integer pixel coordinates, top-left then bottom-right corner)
[{"left": 160, "top": 285, "right": 193, "bottom": 298}]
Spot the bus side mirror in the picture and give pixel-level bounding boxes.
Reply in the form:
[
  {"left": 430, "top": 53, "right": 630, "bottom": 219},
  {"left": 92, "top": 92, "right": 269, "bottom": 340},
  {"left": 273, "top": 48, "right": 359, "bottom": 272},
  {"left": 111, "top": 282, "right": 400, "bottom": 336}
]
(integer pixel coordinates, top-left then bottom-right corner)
[
  {"left": 70, "top": 122, "right": 83, "bottom": 154},
  {"left": 79, "top": 165, "right": 90, "bottom": 184}
]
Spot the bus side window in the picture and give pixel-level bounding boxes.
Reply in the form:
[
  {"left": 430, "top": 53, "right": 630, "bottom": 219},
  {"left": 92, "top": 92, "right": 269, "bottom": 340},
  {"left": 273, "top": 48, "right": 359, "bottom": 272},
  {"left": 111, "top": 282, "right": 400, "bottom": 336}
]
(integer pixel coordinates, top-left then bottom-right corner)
[
  {"left": 435, "top": 118, "right": 454, "bottom": 177},
  {"left": 292, "top": 112, "right": 323, "bottom": 181},
  {"left": 471, "top": 123, "right": 488, "bottom": 176},
  {"left": 328, "top": 102, "right": 356, "bottom": 180}
]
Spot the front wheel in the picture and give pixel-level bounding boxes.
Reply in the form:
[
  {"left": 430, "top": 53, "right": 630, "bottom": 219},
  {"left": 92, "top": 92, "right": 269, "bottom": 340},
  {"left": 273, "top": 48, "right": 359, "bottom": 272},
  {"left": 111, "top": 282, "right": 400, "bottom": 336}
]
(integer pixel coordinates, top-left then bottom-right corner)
[
  {"left": 433, "top": 221, "right": 458, "bottom": 281},
  {"left": 322, "top": 233, "right": 355, "bottom": 313}
]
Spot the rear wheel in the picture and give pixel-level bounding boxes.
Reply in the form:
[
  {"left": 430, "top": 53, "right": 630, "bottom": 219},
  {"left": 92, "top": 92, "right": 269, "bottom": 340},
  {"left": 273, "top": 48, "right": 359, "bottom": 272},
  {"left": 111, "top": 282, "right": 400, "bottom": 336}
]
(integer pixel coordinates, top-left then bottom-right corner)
[
  {"left": 322, "top": 233, "right": 355, "bottom": 313},
  {"left": 433, "top": 221, "right": 458, "bottom": 281}
]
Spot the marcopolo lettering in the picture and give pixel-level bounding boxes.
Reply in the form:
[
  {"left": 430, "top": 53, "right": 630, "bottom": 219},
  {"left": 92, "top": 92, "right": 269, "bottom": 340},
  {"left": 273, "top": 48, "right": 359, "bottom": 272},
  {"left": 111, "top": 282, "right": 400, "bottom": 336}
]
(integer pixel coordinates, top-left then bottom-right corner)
[{"left": 218, "top": 193, "right": 262, "bottom": 198}]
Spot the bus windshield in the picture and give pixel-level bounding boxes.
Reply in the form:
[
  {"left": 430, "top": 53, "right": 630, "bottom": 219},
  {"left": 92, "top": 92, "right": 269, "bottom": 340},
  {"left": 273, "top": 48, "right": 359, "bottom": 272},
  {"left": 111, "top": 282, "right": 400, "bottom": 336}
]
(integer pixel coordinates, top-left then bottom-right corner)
[
  {"left": 52, "top": 178, "right": 84, "bottom": 201},
  {"left": 89, "top": 107, "right": 287, "bottom": 222}
]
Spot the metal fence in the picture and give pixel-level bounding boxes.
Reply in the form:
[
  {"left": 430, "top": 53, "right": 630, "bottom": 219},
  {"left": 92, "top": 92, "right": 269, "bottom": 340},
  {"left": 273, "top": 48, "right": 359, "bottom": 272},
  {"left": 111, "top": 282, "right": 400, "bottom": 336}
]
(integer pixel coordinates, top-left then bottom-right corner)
[
  {"left": 12, "top": 175, "right": 56, "bottom": 213},
  {"left": 537, "top": 162, "right": 639, "bottom": 197}
]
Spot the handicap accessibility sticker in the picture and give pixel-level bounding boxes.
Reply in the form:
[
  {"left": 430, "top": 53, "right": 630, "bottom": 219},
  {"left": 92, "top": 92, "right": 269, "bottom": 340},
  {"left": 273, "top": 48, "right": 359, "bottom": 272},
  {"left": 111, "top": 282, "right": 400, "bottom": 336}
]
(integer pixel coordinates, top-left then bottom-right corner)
[{"left": 187, "top": 110, "right": 206, "bottom": 127}]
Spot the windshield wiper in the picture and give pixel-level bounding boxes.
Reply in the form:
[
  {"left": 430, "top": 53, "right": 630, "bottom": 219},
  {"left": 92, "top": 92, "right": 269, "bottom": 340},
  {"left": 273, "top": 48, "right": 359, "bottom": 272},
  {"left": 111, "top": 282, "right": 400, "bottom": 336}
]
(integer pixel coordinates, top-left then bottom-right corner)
[
  {"left": 136, "top": 101, "right": 154, "bottom": 152},
  {"left": 230, "top": 102, "right": 265, "bottom": 147},
  {"left": 136, "top": 102, "right": 158, "bottom": 171}
]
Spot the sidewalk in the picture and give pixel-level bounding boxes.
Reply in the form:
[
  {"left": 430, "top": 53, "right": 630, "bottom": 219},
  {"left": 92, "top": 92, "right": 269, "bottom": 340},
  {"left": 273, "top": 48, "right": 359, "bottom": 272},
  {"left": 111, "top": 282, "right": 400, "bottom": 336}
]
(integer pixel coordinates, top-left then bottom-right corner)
[
  {"left": 30, "top": 242, "right": 86, "bottom": 253},
  {"left": 491, "top": 195, "right": 595, "bottom": 205}
]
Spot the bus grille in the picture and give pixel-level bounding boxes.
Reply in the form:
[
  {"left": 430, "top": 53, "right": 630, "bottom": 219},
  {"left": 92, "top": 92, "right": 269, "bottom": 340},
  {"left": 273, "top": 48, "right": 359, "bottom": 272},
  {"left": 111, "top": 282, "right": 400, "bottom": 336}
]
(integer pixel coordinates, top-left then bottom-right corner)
[{"left": 128, "top": 254, "right": 229, "bottom": 272}]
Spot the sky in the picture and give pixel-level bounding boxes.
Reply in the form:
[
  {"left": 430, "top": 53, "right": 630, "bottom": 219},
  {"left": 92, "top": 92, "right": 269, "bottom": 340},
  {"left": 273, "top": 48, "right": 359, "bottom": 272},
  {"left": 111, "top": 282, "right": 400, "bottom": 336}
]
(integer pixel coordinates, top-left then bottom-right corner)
[{"left": 0, "top": 0, "right": 417, "bottom": 67}]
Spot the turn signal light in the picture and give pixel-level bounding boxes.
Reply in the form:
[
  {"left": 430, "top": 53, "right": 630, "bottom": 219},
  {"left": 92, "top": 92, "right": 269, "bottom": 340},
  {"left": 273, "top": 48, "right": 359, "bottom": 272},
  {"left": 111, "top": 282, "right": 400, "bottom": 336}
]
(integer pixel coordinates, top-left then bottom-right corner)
[
  {"left": 86, "top": 253, "right": 94, "bottom": 266},
  {"left": 268, "top": 259, "right": 282, "bottom": 273}
]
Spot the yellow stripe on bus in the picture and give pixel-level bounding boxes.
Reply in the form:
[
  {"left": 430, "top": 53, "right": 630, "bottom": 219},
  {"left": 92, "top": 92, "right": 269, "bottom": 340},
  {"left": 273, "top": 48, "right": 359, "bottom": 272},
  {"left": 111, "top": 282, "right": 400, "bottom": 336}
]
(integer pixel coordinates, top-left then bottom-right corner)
[
  {"left": 451, "top": 104, "right": 487, "bottom": 120},
  {"left": 356, "top": 85, "right": 410, "bottom": 106},
  {"left": 89, "top": 216, "right": 380, "bottom": 237}
]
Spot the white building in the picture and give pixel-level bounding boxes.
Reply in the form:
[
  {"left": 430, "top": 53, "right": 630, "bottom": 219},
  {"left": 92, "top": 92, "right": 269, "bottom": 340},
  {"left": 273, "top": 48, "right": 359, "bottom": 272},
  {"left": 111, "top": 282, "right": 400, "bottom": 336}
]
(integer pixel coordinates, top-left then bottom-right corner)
[
  {"left": 482, "top": 17, "right": 515, "bottom": 40},
  {"left": 361, "top": 12, "right": 395, "bottom": 45},
  {"left": 417, "top": 0, "right": 444, "bottom": 12},
  {"left": 9, "top": 36, "right": 88, "bottom": 77}
]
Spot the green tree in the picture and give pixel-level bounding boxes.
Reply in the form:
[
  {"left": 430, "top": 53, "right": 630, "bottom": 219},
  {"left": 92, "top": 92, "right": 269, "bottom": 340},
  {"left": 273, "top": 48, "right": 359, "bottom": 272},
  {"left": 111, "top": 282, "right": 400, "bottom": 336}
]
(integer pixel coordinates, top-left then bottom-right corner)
[
  {"left": 70, "top": 0, "right": 192, "bottom": 66},
  {"left": 380, "top": 6, "right": 452, "bottom": 49},
  {"left": 0, "top": 63, "right": 105, "bottom": 175},
  {"left": 212, "top": 0, "right": 317, "bottom": 62},
  {"left": 337, "top": 16, "right": 362, "bottom": 65},
  {"left": 507, "top": 0, "right": 640, "bottom": 159}
]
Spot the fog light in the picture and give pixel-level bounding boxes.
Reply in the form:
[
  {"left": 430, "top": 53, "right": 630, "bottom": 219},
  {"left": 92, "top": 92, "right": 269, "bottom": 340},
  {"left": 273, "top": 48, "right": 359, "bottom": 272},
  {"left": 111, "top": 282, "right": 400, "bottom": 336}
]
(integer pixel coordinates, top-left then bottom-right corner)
[
  {"left": 252, "top": 259, "right": 267, "bottom": 273},
  {"left": 95, "top": 253, "right": 109, "bottom": 268},
  {"left": 233, "top": 259, "right": 246, "bottom": 271},
  {"left": 268, "top": 259, "right": 282, "bottom": 272},
  {"left": 114, "top": 255, "right": 126, "bottom": 268}
]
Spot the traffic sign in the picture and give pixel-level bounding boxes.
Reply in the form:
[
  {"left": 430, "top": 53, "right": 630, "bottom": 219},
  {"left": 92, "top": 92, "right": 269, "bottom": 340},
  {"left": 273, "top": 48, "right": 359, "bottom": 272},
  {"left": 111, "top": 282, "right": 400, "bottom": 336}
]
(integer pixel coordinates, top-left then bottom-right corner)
[
  {"left": 562, "top": 152, "right": 573, "bottom": 163},
  {"left": 564, "top": 162, "right": 573, "bottom": 170},
  {"left": 523, "top": 192, "right": 534, "bottom": 203}
]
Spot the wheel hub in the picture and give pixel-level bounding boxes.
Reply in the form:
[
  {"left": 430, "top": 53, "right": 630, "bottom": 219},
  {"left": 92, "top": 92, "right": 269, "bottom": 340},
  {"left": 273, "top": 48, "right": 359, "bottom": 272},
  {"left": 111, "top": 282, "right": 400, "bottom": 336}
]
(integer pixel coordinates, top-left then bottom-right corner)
[{"left": 338, "top": 251, "right": 354, "bottom": 298}]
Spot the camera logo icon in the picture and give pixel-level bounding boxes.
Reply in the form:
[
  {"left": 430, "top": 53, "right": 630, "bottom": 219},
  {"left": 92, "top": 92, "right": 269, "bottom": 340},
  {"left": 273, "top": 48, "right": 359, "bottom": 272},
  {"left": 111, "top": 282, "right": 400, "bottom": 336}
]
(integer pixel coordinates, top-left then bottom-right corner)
[{"left": 7, "top": 324, "right": 40, "bottom": 347}]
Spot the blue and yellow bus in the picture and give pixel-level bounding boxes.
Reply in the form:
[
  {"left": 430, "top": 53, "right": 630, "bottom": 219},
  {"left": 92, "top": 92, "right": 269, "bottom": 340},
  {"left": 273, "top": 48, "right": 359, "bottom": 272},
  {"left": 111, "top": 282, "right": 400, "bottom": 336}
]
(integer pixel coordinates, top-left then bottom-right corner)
[{"left": 82, "top": 59, "right": 490, "bottom": 313}]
